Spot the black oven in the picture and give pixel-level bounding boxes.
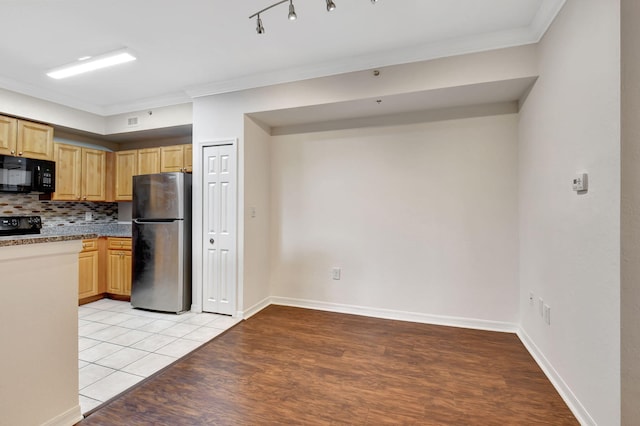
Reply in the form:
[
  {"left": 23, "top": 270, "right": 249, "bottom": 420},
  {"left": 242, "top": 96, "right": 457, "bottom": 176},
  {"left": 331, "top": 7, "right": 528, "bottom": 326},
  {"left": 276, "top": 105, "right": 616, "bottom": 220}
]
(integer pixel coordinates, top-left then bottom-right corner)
[{"left": 0, "top": 154, "right": 55, "bottom": 193}]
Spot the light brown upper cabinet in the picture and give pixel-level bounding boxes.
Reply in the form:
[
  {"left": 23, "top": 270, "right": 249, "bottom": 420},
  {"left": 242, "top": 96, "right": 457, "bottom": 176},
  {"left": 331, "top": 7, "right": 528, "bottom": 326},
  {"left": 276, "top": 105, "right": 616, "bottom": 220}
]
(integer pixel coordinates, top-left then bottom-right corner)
[
  {"left": 52, "top": 143, "right": 107, "bottom": 201},
  {"left": 114, "top": 150, "right": 137, "bottom": 201},
  {"left": 0, "top": 115, "right": 54, "bottom": 160},
  {"left": 184, "top": 145, "right": 192, "bottom": 172},
  {"left": 160, "top": 144, "right": 192, "bottom": 173},
  {"left": 137, "top": 148, "right": 160, "bottom": 175}
]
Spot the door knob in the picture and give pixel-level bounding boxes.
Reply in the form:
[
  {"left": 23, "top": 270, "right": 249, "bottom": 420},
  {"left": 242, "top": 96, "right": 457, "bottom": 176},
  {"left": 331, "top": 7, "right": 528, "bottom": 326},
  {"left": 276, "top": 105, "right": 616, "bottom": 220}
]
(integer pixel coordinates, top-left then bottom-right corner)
[{"left": 209, "top": 238, "right": 215, "bottom": 244}]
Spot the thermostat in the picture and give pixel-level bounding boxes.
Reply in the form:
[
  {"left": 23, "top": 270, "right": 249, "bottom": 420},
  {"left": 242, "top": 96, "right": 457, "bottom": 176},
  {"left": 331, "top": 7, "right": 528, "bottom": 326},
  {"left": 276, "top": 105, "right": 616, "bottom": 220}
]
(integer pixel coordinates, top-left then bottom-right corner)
[{"left": 572, "top": 173, "right": 588, "bottom": 192}]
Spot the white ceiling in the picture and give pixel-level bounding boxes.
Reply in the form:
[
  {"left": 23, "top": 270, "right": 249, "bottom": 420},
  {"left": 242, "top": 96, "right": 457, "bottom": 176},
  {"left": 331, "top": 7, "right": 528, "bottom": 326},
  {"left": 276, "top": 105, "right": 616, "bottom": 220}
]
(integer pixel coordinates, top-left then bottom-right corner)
[{"left": 0, "top": 0, "right": 564, "bottom": 118}]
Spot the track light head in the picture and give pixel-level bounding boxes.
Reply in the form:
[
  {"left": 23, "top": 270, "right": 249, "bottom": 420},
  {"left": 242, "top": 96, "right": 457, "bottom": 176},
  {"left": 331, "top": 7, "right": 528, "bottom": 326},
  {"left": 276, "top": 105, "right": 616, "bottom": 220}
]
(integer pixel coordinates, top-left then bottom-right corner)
[
  {"left": 256, "top": 15, "right": 265, "bottom": 34},
  {"left": 288, "top": 0, "right": 297, "bottom": 20},
  {"left": 326, "top": 0, "right": 336, "bottom": 12}
]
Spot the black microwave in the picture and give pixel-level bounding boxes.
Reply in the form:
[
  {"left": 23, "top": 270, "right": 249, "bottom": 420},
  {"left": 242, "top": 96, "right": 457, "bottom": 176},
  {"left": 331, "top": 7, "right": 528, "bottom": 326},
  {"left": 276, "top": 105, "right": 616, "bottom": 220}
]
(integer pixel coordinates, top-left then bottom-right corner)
[{"left": 0, "top": 154, "right": 55, "bottom": 194}]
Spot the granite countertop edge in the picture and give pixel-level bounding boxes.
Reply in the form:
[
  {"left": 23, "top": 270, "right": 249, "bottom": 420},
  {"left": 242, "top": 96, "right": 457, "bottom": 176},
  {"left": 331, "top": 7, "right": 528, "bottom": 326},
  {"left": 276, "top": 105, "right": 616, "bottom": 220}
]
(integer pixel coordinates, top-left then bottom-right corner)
[
  {"left": 0, "top": 233, "right": 99, "bottom": 247},
  {"left": 0, "top": 223, "right": 132, "bottom": 247}
]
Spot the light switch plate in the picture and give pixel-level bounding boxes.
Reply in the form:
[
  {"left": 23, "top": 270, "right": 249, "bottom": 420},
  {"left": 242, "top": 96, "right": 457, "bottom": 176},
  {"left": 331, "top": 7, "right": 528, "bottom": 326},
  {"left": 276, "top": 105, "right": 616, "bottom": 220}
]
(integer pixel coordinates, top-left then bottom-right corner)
[{"left": 572, "top": 173, "right": 588, "bottom": 192}]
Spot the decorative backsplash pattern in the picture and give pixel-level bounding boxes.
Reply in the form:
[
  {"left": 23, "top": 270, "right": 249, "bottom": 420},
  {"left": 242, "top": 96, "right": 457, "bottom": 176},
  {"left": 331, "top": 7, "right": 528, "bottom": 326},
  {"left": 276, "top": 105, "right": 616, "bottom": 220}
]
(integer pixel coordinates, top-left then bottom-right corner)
[{"left": 0, "top": 193, "right": 118, "bottom": 228}]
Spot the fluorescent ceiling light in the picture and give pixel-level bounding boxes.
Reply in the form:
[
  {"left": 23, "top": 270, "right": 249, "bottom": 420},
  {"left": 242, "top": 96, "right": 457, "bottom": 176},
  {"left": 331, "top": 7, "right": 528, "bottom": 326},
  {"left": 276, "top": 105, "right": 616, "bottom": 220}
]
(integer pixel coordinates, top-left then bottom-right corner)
[{"left": 46, "top": 49, "right": 136, "bottom": 79}]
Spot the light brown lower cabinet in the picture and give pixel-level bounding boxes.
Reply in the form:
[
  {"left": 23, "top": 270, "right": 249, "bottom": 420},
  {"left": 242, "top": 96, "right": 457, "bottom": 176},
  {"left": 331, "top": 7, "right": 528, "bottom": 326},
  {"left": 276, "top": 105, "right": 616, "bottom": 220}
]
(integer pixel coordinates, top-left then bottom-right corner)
[
  {"left": 78, "top": 237, "right": 132, "bottom": 305},
  {"left": 78, "top": 239, "right": 100, "bottom": 304},
  {"left": 106, "top": 238, "right": 132, "bottom": 297}
]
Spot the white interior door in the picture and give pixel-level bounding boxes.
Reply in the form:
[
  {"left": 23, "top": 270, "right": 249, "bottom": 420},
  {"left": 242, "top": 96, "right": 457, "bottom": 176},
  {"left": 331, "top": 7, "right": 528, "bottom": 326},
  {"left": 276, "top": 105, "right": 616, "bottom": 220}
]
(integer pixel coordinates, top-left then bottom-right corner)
[{"left": 202, "top": 144, "right": 237, "bottom": 315}]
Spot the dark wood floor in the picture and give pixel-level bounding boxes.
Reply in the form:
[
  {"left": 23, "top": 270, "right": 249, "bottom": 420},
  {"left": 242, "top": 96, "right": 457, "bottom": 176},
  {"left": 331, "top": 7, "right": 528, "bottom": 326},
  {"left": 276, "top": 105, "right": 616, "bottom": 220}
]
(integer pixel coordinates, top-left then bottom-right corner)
[{"left": 79, "top": 305, "right": 577, "bottom": 425}]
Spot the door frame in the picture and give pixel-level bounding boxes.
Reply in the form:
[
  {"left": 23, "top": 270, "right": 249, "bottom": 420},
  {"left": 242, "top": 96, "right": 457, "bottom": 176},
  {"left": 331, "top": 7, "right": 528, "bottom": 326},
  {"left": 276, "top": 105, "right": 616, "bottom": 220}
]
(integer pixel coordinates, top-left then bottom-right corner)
[{"left": 192, "top": 138, "right": 240, "bottom": 316}]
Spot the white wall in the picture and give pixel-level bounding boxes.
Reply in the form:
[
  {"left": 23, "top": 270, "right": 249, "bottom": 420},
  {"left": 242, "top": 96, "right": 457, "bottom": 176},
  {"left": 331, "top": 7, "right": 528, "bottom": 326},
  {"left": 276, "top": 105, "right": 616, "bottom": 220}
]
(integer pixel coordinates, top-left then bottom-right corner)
[
  {"left": 621, "top": 0, "right": 640, "bottom": 423},
  {"left": 192, "top": 44, "right": 537, "bottom": 316},
  {"left": 0, "top": 87, "right": 192, "bottom": 137},
  {"left": 105, "top": 103, "right": 192, "bottom": 135},
  {"left": 0, "top": 87, "right": 105, "bottom": 134},
  {"left": 242, "top": 116, "right": 272, "bottom": 314},
  {"left": 517, "top": 0, "right": 620, "bottom": 424},
  {"left": 269, "top": 114, "right": 519, "bottom": 325}
]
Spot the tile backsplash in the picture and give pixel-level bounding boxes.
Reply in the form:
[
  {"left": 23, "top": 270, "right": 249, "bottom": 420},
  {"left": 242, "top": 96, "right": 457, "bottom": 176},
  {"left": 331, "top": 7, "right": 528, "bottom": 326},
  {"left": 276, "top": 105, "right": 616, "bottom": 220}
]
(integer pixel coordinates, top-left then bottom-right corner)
[{"left": 0, "top": 193, "right": 118, "bottom": 228}]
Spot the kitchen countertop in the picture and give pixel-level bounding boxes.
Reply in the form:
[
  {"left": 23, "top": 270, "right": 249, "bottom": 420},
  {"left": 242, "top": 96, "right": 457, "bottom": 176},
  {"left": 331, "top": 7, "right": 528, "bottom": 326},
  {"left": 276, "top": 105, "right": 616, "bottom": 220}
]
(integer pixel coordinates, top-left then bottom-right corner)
[
  {"left": 0, "top": 233, "right": 99, "bottom": 247},
  {"left": 41, "top": 222, "right": 132, "bottom": 238},
  {"left": 0, "top": 222, "right": 132, "bottom": 247}
]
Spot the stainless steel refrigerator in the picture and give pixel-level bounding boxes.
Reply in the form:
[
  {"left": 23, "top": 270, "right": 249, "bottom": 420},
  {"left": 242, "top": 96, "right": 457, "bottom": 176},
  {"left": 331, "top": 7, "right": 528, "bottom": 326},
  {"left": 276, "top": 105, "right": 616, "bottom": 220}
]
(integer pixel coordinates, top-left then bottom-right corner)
[{"left": 131, "top": 172, "right": 192, "bottom": 313}]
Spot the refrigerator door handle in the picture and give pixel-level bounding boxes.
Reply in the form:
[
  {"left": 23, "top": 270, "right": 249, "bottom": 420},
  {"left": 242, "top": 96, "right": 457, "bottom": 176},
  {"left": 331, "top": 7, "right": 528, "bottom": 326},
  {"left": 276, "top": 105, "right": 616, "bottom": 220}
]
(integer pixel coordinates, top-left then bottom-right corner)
[{"left": 133, "top": 219, "right": 177, "bottom": 224}]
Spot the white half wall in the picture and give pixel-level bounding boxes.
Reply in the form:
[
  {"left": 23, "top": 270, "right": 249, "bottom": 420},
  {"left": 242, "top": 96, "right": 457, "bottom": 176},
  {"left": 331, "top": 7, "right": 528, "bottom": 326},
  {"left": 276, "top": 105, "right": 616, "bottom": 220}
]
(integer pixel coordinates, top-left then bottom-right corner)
[
  {"left": 517, "top": 0, "right": 621, "bottom": 424},
  {"left": 269, "top": 114, "right": 519, "bottom": 323}
]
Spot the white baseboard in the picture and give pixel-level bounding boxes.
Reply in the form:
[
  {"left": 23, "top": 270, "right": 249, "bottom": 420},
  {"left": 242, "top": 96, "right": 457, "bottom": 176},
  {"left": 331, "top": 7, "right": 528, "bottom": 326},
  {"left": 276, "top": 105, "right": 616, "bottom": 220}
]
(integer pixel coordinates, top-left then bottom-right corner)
[
  {"left": 270, "top": 296, "right": 519, "bottom": 333},
  {"left": 240, "top": 296, "right": 272, "bottom": 319},
  {"left": 517, "top": 328, "right": 594, "bottom": 426},
  {"left": 41, "top": 405, "right": 83, "bottom": 426}
]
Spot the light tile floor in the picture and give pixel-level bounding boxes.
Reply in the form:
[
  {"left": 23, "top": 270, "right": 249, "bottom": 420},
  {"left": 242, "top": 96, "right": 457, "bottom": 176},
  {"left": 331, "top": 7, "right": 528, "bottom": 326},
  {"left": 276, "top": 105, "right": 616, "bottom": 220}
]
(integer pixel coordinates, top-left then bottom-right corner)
[{"left": 78, "top": 299, "right": 240, "bottom": 414}]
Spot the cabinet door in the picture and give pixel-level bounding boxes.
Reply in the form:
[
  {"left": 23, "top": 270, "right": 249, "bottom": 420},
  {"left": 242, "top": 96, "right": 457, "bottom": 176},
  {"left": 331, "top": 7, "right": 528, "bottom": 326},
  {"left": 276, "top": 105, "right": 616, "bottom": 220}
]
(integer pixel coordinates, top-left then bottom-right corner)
[
  {"left": 184, "top": 145, "right": 192, "bottom": 172},
  {"left": 16, "top": 120, "right": 54, "bottom": 160},
  {"left": 107, "top": 250, "right": 124, "bottom": 294},
  {"left": 52, "top": 143, "right": 82, "bottom": 201},
  {"left": 115, "top": 150, "right": 137, "bottom": 201},
  {"left": 78, "top": 249, "right": 99, "bottom": 300},
  {"left": 137, "top": 148, "right": 160, "bottom": 175},
  {"left": 123, "top": 251, "right": 132, "bottom": 296},
  {"left": 82, "top": 148, "right": 106, "bottom": 201},
  {"left": 160, "top": 145, "right": 185, "bottom": 172},
  {"left": 0, "top": 115, "right": 17, "bottom": 156}
]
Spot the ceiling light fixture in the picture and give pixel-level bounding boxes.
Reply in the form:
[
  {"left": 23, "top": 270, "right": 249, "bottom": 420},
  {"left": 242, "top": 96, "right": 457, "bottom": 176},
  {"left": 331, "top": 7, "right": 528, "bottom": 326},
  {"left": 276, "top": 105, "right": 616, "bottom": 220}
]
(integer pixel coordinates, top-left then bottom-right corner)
[
  {"left": 249, "top": 0, "right": 378, "bottom": 34},
  {"left": 256, "top": 14, "right": 265, "bottom": 33},
  {"left": 46, "top": 49, "right": 136, "bottom": 79},
  {"left": 288, "top": 0, "right": 297, "bottom": 20}
]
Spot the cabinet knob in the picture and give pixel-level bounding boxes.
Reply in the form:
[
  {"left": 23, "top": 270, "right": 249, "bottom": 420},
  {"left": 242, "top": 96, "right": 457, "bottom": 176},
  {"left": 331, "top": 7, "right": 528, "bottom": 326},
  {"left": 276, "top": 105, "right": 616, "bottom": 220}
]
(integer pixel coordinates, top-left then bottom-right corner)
[
  {"left": 18, "top": 152, "right": 23, "bottom": 156},
  {"left": 76, "top": 196, "right": 81, "bottom": 200},
  {"left": 10, "top": 150, "right": 15, "bottom": 155},
  {"left": 83, "top": 196, "right": 87, "bottom": 200}
]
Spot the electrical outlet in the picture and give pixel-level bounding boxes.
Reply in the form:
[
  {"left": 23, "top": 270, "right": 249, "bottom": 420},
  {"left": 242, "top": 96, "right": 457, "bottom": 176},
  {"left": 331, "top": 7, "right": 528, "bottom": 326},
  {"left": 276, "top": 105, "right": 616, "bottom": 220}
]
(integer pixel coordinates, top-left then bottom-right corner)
[
  {"left": 543, "top": 304, "right": 551, "bottom": 325},
  {"left": 529, "top": 292, "right": 534, "bottom": 306},
  {"left": 85, "top": 211, "right": 93, "bottom": 221},
  {"left": 332, "top": 267, "right": 341, "bottom": 280},
  {"left": 538, "top": 298, "right": 544, "bottom": 317}
]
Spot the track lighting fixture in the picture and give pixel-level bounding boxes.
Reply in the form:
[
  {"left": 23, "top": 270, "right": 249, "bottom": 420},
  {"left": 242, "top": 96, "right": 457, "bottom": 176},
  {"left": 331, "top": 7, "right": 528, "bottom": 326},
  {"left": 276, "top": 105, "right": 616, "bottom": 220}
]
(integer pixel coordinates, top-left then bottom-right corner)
[
  {"left": 249, "top": 0, "right": 379, "bottom": 34},
  {"left": 288, "top": 0, "right": 297, "bottom": 20},
  {"left": 256, "top": 14, "right": 265, "bottom": 34}
]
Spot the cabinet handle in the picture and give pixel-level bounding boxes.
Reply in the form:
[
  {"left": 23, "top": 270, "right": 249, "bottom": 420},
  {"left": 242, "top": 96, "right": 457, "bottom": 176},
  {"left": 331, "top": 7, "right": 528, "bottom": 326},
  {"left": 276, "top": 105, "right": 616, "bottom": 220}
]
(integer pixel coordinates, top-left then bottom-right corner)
[
  {"left": 83, "top": 196, "right": 87, "bottom": 200},
  {"left": 10, "top": 150, "right": 15, "bottom": 155},
  {"left": 76, "top": 196, "right": 81, "bottom": 200},
  {"left": 18, "top": 152, "right": 23, "bottom": 156}
]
